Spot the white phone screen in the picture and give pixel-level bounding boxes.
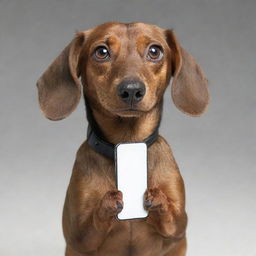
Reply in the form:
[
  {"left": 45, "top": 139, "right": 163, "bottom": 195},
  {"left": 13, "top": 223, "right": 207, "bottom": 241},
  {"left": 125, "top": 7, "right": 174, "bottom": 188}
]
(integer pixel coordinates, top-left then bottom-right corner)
[{"left": 115, "top": 143, "right": 148, "bottom": 220}]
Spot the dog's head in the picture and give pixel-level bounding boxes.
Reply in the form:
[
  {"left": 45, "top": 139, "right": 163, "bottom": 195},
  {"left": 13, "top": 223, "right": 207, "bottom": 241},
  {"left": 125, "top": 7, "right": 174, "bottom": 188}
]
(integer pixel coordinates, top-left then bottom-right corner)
[{"left": 37, "top": 22, "right": 209, "bottom": 120}]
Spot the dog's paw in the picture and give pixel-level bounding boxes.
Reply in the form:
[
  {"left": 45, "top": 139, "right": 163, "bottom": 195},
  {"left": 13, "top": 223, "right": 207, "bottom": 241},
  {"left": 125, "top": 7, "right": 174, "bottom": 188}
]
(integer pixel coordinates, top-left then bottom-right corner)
[
  {"left": 144, "top": 188, "right": 169, "bottom": 213},
  {"left": 98, "top": 190, "right": 123, "bottom": 220}
]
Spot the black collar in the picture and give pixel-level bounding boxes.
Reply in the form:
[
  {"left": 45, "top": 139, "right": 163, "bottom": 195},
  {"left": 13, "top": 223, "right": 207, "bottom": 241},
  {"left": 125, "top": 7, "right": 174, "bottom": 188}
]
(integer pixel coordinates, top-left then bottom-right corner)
[
  {"left": 87, "top": 124, "right": 159, "bottom": 159},
  {"left": 85, "top": 100, "right": 159, "bottom": 160}
]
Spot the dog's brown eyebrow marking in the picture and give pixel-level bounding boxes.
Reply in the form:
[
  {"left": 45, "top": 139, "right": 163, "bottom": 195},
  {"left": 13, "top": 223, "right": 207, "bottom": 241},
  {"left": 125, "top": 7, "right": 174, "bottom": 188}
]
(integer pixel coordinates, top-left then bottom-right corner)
[
  {"left": 134, "top": 35, "right": 150, "bottom": 56},
  {"left": 136, "top": 35, "right": 164, "bottom": 56},
  {"left": 106, "top": 36, "right": 121, "bottom": 55},
  {"left": 137, "top": 35, "right": 151, "bottom": 45},
  {"left": 91, "top": 36, "right": 119, "bottom": 48},
  {"left": 88, "top": 36, "right": 120, "bottom": 57},
  {"left": 106, "top": 36, "right": 118, "bottom": 46}
]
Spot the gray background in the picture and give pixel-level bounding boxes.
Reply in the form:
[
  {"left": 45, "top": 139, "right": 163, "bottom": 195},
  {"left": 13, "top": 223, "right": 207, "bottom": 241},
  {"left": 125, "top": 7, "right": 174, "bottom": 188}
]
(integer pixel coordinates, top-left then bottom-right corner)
[{"left": 0, "top": 0, "right": 255, "bottom": 255}]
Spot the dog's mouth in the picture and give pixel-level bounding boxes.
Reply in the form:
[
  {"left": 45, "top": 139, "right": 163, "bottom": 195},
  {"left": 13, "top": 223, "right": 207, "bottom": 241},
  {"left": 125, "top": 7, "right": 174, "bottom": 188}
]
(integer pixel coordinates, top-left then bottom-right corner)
[
  {"left": 123, "top": 108, "right": 141, "bottom": 112},
  {"left": 112, "top": 107, "right": 145, "bottom": 117}
]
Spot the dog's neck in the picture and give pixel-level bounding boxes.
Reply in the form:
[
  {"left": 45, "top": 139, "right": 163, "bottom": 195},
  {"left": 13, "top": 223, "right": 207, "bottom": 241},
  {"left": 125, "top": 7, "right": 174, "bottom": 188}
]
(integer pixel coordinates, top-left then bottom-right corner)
[{"left": 87, "top": 102, "right": 162, "bottom": 145}]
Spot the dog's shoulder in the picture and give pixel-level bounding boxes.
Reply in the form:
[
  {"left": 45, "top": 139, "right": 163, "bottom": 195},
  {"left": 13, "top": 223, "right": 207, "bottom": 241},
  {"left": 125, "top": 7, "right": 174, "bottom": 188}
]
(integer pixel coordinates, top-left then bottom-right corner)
[
  {"left": 72, "top": 141, "right": 115, "bottom": 177},
  {"left": 149, "top": 135, "right": 175, "bottom": 159}
]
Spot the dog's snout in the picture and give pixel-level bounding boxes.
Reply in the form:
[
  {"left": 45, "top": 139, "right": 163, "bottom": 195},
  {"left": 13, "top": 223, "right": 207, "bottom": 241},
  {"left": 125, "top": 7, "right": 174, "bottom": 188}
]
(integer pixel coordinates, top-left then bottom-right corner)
[{"left": 118, "top": 80, "right": 146, "bottom": 105}]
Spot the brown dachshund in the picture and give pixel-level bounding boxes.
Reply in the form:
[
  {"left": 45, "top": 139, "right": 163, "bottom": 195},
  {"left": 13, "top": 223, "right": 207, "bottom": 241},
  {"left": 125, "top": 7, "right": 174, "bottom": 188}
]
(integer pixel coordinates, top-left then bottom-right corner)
[{"left": 36, "top": 22, "right": 209, "bottom": 256}]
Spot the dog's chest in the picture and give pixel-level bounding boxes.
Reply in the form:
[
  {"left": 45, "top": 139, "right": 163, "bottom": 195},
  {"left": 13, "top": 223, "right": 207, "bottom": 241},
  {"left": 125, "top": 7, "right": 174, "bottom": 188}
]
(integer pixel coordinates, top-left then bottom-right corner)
[{"left": 96, "top": 219, "right": 171, "bottom": 256}]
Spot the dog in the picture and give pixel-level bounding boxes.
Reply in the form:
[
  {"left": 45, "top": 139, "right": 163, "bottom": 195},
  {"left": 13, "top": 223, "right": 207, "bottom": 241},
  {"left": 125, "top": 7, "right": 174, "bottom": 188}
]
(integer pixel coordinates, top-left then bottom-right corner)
[{"left": 36, "top": 22, "right": 209, "bottom": 256}]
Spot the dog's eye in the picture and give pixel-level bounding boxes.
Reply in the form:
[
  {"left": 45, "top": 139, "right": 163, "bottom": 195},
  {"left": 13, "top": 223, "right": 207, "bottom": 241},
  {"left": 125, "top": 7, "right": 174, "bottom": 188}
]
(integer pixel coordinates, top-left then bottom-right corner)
[
  {"left": 94, "top": 46, "right": 110, "bottom": 61},
  {"left": 147, "top": 45, "right": 163, "bottom": 61}
]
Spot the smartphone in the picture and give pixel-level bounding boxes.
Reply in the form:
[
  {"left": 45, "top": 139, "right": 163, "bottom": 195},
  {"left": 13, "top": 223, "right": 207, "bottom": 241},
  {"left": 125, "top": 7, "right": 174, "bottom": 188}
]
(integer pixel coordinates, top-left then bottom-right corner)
[{"left": 115, "top": 142, "right": 148, "bottom": 220}]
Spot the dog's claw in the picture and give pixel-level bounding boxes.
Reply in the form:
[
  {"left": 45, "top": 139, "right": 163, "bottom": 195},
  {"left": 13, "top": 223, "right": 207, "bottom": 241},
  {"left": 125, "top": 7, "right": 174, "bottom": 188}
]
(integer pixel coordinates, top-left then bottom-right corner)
[
  {"left": 116, "top": 201, "right": 123, "bottom": 210},
  {"left": 145, "top": 199, "right": 152, "bottom": 208},
  {"left": 144, "top": 188, "right": 169, "bottom": 213},
  {"left": 98, "top": 190, "right": 124, "bottom": 219}
]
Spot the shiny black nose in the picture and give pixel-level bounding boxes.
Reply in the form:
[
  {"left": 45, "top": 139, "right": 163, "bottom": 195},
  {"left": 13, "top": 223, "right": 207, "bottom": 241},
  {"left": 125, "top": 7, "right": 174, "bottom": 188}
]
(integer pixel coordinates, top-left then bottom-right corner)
[{"left": 118, "top": 80, "right": 146, "bottom": 105}]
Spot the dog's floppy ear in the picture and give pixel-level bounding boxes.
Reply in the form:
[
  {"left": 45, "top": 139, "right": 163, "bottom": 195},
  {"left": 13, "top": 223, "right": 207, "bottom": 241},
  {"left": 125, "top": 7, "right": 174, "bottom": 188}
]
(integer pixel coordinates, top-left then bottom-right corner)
[
  {"left": 36, "top": 32, "right": 86, "bottom": 120},
  {"left": 165, "top": 30, "right": 209, "bottom": 116}
]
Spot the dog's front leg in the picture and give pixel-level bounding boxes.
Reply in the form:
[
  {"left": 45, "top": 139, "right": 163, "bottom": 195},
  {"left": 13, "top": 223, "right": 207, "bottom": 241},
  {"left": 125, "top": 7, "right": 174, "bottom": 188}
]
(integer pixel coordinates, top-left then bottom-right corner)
[
  {"left": 94, "top": 189, "right": 123, "bottom": 230},
  {"left": 64, "top": 179, "right": 123, "bottom": 254},
  {"left": 144, "top": 187, "right": 187, "bottom": 240}
]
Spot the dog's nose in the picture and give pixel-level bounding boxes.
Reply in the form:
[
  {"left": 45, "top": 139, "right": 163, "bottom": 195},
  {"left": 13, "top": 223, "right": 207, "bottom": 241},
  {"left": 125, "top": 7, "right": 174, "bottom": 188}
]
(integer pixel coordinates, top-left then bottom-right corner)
[{"left": 118, "top": 80, "right": 146, "bottom": 105}]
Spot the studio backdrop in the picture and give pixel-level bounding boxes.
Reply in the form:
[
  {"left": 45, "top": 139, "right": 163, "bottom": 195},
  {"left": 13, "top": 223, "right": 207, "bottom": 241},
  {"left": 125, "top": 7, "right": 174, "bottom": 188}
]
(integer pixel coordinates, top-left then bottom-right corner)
[{"left": 0, "top": 0, "right": 255, "bottom": 255}]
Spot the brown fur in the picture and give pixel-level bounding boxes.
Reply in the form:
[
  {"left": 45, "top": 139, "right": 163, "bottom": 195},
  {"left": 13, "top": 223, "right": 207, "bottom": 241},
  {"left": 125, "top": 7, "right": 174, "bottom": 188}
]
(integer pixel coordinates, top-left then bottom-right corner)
[{"left": 37, "top": 22, "right": 209, "bottom": 256}]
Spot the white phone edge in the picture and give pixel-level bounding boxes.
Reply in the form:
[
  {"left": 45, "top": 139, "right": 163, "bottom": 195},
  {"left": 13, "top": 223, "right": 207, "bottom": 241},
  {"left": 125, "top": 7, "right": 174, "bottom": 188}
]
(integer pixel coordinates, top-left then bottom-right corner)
[{"left": 115, "top": 142, "right": 148, "bottom": 221}]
